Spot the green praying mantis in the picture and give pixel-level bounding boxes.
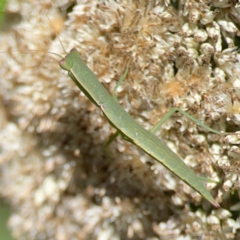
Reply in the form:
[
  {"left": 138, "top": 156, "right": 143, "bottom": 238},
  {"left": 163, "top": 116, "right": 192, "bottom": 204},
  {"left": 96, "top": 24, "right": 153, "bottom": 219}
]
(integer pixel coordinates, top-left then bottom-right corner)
[
  {"left": 59, "top": 48, "right": 224, "bottom": 207},
  {"left": 5, "top": 0, "right": 232, "bottom": 207}
]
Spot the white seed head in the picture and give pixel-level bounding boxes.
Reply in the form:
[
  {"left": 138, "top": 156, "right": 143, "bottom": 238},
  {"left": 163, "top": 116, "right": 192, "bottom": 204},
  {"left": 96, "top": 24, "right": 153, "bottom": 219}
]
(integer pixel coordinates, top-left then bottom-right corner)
[
  {"left": 193, "top": 29, "right": 208, "bottom": 42},
  {"left": 182, "top": 23, "right": 198, "bottom": 36}
]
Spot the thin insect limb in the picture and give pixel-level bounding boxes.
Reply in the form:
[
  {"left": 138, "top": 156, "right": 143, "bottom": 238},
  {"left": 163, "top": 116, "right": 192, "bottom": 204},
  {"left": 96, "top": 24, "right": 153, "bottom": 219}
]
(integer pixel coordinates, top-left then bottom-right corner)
[
  {"left": 0, "top": 49, "right": 63, "bottom": 58},
  {"left": 104, "top": 131, "right": 120, "bottom": 161},
  {"left": 150, "top": 107, "right": 224, "bottom": 135},
  {"left": 111, "top": 65, "right": 233, "bottom": 138},
  {"left": 111, "top": 66, "right": 224, "bottom": 137},
  {"left": 105, "top": 131, "right": 120, "bottom": 149},
  {"left": 104, "top": 127, "right": 133, "bottom": 160},
  {"left": 38, "top": 0, "right": 66, "bottom": 54},
  {"left": 112, "top": 65, "right": 129, "bottom": 102}
]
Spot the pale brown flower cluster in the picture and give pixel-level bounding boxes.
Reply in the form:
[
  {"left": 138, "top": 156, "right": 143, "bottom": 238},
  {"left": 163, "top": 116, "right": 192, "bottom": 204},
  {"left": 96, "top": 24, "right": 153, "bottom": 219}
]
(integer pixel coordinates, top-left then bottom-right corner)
[{"left": 1, "top": 0, "right": 240, "bottom": 239}]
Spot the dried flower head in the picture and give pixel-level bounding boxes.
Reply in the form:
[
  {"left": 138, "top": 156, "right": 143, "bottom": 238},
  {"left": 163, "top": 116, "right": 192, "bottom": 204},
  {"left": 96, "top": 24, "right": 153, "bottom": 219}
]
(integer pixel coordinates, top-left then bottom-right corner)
[{"left": 1, "top": 0, "right": 240, "bottom": 239}]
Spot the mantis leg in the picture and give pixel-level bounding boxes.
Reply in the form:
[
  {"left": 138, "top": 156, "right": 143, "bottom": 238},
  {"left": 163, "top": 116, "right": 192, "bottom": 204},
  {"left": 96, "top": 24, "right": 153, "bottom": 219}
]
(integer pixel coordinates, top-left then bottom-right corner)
[
  {"left": 150, "top": 107, "right": 223, "bottom": 135},
  {"left": 112, "top": 66, "right": 129, "bottom": 102},
  {"left": 150, "top": 108, "right": 221, "bottom": 184},
  {"left": 105, "top": 131, "right": 120, "bottom": 149},
  {"left": 104, "top": 131, "right": 120, "bottom": 161},
  {"left": 111, "top": 67, "right": 222, "bottom": 137}
]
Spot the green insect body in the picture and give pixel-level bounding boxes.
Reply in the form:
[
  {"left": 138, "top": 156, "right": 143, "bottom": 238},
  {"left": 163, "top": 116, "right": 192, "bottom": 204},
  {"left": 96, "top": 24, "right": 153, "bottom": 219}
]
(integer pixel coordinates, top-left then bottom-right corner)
[{"left": 59, "top": 48, "right": 220, "bottom": 207}]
